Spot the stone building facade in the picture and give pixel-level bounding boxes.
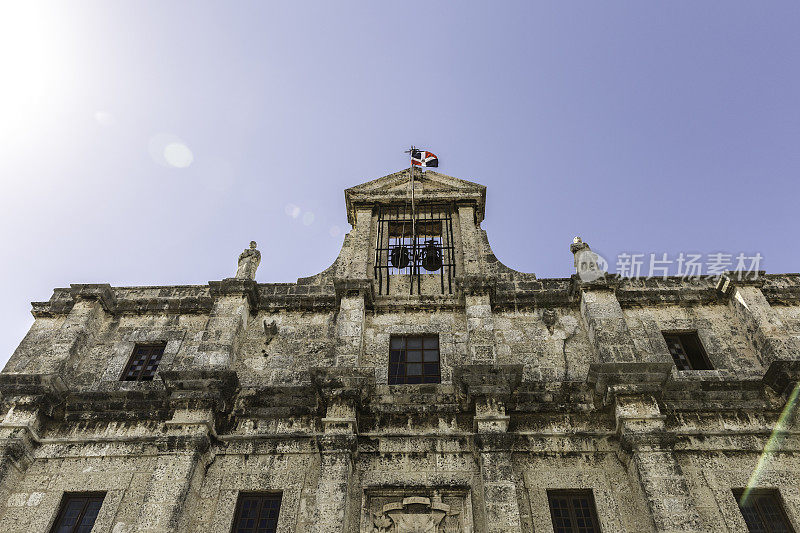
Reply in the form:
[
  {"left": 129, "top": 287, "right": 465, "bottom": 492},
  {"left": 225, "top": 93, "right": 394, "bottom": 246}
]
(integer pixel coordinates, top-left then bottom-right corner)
[{"left": 0, "top": 169, "right": 799, "bottom": 532}]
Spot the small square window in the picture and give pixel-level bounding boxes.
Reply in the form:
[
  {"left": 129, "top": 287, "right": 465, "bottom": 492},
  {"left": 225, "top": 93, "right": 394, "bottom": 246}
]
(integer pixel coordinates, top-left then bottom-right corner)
[
  {"left": 547, "top": 490, "right": 601, "bottom": 533},
  {"left": 232, "top": 493, "right": 282, "bottom": 533},
  {"left": 663, "top": 332, "right": 713, "bottom": 370},
  {"left": 121, "top": 343, "right": 166, "bottom": 381},
  {"left": 733, "top": 489, "right": 795, "bottom": 532},
  {"left": 50, "top": 493, "right": 105, "bottom": 533},
  {"left": 388, "top": 335, "right": 440, "bottom": 385},
  {"left": 547, "top": 490, "right": 600, "bottom": 533}
]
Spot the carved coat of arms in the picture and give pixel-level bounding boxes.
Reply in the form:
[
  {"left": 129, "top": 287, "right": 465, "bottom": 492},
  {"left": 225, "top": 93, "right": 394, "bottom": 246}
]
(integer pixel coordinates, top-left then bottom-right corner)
[{"left": 371, "top": 494, "right": 462, "bottom": 533}]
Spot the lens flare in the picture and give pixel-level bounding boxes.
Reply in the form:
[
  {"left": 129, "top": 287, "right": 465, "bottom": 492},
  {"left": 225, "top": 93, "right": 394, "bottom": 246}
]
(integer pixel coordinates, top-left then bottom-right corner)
[{"left": 739, "top": 383, "right": 800, "bottom": 506}]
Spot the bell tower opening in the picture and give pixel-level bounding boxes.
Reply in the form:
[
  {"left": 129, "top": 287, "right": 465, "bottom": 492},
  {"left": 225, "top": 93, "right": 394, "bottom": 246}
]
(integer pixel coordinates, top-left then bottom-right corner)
[{"left": 374, "top": 202, "right": 456, "bottom": 295}]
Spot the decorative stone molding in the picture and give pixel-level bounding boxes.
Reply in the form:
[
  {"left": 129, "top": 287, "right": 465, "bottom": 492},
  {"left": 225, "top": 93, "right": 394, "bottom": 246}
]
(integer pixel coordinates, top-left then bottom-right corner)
[
  {"left": 455, "top": 274, "right": 497, "bottom": 299},
  {"left": 159, "top": 369, "right": 240, "bottom": 414},
  {"left": 68, "top": 283, "right": 118, "bottom": 314},
  {"left": 208, "top": 278, "right": 260, "bottom": 310},
  {"left": 763, "top": 359, "right": 800, "bottom": 397},
  {"left": 0, "top": 373, "right": 67, "bottom": 416},
  {"left": 716, "top": 270, "right": 766, "bottom": 296},
  {"left": 333, "top": 278, "right": 375, "bottom": 307},
  {"left": 587, "top": 362, "right": 673, "bottom": 405},
  {"left": 473, "top": 397, "right": 509, "bottom": 434},
  {"left": 452, "top": 364, "right": 522, "bottom": 407}
]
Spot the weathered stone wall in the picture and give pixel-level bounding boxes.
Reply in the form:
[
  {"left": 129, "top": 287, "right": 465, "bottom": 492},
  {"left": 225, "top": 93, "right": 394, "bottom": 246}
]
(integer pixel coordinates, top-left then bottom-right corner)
[
  {"left": 1, "top": 172, "right": 799, "bottom": 532},
  {"left": 622, "top": 303, "right": 765, "bottom": 378}
]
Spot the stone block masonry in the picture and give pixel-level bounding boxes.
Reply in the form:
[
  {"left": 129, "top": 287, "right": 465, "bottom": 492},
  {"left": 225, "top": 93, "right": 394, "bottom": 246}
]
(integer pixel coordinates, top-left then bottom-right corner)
[{"left": 1, "top": 169, "right": 799, "bottom": 532}]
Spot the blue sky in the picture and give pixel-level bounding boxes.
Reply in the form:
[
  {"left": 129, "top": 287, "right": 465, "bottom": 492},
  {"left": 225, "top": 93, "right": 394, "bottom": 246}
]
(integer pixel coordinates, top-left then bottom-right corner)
[{"left": 1, "top": 1, "right": 798, "bottom": 366}]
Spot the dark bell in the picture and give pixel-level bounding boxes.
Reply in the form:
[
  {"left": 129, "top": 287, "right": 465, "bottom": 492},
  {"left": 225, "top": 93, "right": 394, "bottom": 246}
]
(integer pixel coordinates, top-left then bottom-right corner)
[
  {"left": 420, "top": 240, "right": 443, "bottom": 271},
  {"left": 390, "top": 246, "right": 410, "bottom": 269}
]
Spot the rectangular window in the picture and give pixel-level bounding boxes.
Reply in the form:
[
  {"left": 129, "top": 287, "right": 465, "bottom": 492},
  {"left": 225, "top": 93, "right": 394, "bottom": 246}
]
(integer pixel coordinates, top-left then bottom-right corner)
[
  {"left": 733, "top": 489, "right": 795, "bottom": 532},
  {"left": 50, "top": 493, "right": 105, "bottom": 533},
  {"left": 547, "top": 490, "right": 601, "bottom": 533},
  {"left": 663, "top": 332, "right": 713, "bottom": 370},
  {"left": 121, "top": 343, "right": 166, "bottom": 381},
  {"left": 231, "top": 493, "right": 282, "bottom": 533},
  {"left": 388, "top": 335, "right": 440, "bottom": 385}
]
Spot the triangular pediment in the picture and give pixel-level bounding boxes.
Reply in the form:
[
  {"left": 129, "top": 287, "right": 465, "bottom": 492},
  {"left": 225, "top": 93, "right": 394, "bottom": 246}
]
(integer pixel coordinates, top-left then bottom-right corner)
[{"left": 345, "top": 169, "right": 486, "bottom": 224}]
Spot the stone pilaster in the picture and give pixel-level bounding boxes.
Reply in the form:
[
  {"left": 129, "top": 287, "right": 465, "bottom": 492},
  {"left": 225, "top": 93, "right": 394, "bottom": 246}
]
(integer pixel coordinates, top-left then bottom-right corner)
[
  {"left": 310, "top": 368, "right": 369, "bottom": 533},
  {"left": 458, "top": 206, "right": 498, "bottom": 363},
  {"left": 313, "top": 433, "right": 356, "bottom": 533},
  {"left": 332, "top": 281, "right": 371, "bottom": 368},
  {"left": 347, "top": 206, "right": 374, "bottom": 280},
  {"left": 457, "top": 203, "right": 480, "bottom": 276},
  {"left": 0, "top": 374, "right": 65, "bottom": 508},
  {"left": 465, "top": 292, "right": 496, "bottom": 363},
  {"left": 575, "top": 278, "right": 637, "bottom": 363},
  {"left": 195, "top": 279, "right": 258, "bottom": 368},
  {"left": 0, "top": 405, "right": 40, "bottom": 509},
  {"left": 456, "top": 365, "right": 523, "bottom": 533},
  {"left": 135, "top": 370, "right": 237, "bottom": 532},
  {"left": 618, "top": 397, "right": 705, "bottom": 533},
  {"left": 134, "top": 436, "right": 205, "bottom": 533},
  {"left": 36, "top": 284, "right": 115, "bottom": 374},
  {"left": 590, "top": 363, "right": 705, "bottom": 533},
  {"left": 332, "top": 203, "right": 373, "bottom": 368}
]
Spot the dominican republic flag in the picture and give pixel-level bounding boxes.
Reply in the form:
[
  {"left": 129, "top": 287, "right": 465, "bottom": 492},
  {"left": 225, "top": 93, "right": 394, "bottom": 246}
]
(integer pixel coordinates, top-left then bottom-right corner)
[{"left": 411, "top": 149, "right": 438, "bottom": 167}]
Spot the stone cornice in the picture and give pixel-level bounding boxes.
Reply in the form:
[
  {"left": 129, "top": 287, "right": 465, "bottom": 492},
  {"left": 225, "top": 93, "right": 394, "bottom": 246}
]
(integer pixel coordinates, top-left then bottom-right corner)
[{"left": 29, "top": 274, "right": 800, "bottom": 317}]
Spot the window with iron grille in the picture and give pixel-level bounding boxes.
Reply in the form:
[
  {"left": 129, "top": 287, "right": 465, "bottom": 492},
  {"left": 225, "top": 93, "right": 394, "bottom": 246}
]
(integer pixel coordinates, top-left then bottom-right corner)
[
  {"left": 231, "top": 493, "right": 282, "bottom": 533},
  {"left": 663, "top": 332, "right": 713, "bottom": 371},
  {"left": 388, "top": 335, "right": 440, "bottom": 385},
  {"left": 121, "top": 343, "right": 166, "bottom": 381},
  {"left": 733, "top": 489, "right": 795, "bottom": 533},
  {"left": 374, "top": 203, "right": 455, "bottom": 295},
  {"left": 50, "top": 493, "right": 105, "bottom": 533},
  {"left": 547, "top": 490, "right": 601, "bottom": 533}
]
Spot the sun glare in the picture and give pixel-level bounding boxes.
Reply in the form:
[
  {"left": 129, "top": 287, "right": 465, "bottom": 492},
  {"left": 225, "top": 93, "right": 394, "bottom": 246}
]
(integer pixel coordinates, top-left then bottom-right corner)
[{"left": 0, "top": 3, "right": 70, "bottom": 148}]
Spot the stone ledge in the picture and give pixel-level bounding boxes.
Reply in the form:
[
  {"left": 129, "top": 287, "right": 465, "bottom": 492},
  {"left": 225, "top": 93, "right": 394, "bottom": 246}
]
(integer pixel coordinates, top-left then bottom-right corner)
[
  {"left": 763, "top": 359, "right": 800, "bottom": 396},
  {"left": 587, "top": 362, "right": 674, "bottom": 404},
  {"left": 159, "top": 369, "right": 240, "bottom": 413},
  {"left": 0, "top": 373, "right": 67, "bottom": 414},
  {"left": 208, "top": 278, "right": 260, "bottom": 308},
  {"left": 452, "top": 364, "right": 523, "bottom": 405},
  {"left": 69, "top": 283, "right": 118, "bottom": 313}
]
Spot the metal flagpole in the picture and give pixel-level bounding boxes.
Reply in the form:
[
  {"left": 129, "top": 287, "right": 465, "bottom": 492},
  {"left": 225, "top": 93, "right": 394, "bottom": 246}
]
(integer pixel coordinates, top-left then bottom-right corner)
[
  {"left": 405, "top": 146, "right": 418, "bottom": 295},
  {"left": 409, "top": 146, "right": 416, "bottom": 250}
]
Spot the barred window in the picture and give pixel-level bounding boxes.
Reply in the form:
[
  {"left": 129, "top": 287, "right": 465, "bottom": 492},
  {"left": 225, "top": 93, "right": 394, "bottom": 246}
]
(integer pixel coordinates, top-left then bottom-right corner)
[
  {"left": 547, "top": 490, "right": 601, "bottom": 533},
  {"left": 121, "top": 343, "right": 166, "bottom": 381},
  {"left": 374, "top": 204, "right": 456, "bottom": 295},
  {"left": 733, "top": 489, "right": 794, "bottom": 532},
  {"left": 50, "top": 493, "right": 105, "bottom": 533},
  {"left": 232, "top": 493, "right": 282, "bottom": 533},
  {"left": 663, "top": 332, "right": 713, "bottom": 371},
  {"left": 389, "top": 335, "right": 440, "bottom": 385}
]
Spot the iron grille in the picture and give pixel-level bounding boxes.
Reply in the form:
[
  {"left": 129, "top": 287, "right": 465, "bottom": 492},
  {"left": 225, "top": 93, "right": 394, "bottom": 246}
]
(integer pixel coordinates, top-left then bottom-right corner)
[
  {"left": 663, "top": 332, "right": 713, "bottom": 371},
  {"left": 121, "top": 343, "right": 166, "bottom": 381},
  {"left": 374, "top": 203, "right": 455, "bottom": 295}
]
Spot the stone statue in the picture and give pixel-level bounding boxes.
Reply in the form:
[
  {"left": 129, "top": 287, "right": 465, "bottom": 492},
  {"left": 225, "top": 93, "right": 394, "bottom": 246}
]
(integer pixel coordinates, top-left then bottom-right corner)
[
  {"left": 235, "top": 241, "right": 261, "bottom": 280},
  {"left": 570, "top": 236, "right": 606, "bottom": 282}
]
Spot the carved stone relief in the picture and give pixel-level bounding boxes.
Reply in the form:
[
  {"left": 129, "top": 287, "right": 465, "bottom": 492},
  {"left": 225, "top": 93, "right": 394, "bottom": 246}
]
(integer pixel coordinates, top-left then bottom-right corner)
[{"left": 364, "top": 490, "right": 471, "bottom": 533}]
